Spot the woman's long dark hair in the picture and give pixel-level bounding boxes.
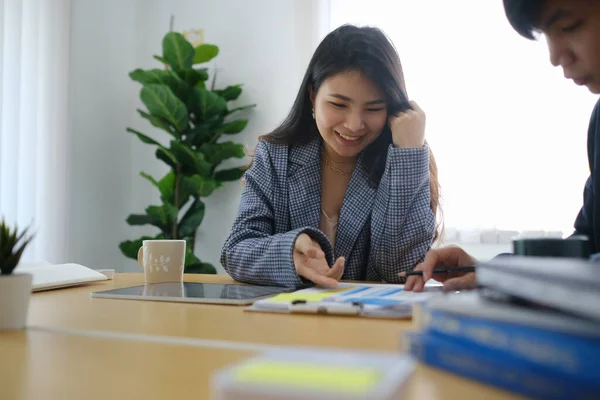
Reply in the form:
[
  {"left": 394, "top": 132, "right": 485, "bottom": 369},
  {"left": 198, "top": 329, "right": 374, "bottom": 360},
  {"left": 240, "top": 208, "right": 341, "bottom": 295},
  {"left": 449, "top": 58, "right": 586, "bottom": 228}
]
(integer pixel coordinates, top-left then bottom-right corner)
[{"left": 258, "top": 24, "right": 442, "bottom": 240}]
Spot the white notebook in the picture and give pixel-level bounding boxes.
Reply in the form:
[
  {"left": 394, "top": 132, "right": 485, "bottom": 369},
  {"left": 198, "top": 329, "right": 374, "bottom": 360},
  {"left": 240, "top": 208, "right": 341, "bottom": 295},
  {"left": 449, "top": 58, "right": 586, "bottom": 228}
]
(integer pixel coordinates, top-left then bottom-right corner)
[{"left": 16, "top": 261, "right": 108, "bottom": 292}]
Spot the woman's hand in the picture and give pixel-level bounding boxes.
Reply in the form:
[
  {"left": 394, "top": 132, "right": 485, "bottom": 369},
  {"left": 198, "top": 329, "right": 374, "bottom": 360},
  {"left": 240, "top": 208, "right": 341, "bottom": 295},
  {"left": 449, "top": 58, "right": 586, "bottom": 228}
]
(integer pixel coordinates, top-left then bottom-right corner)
[
  {"left": 389, "top": 101, "right": 426, "bottom": 149},
  {"left": 293, "top": 233, "right": 345, "bottom": 287}
]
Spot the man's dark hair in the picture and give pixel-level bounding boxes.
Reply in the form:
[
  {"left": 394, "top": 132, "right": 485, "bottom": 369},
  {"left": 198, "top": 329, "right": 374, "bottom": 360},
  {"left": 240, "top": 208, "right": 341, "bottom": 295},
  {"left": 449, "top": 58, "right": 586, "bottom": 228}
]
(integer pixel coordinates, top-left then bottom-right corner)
[{"left": 503, "top": 0, "right": 545, "bottom": 39}]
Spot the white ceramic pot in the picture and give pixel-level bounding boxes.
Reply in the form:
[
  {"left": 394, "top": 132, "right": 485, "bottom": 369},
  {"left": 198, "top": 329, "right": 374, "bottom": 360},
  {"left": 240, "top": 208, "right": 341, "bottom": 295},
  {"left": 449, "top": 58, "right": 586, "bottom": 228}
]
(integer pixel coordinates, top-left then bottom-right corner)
[{"left": 0, "top": 272, "right": 32, "bottom": 330}]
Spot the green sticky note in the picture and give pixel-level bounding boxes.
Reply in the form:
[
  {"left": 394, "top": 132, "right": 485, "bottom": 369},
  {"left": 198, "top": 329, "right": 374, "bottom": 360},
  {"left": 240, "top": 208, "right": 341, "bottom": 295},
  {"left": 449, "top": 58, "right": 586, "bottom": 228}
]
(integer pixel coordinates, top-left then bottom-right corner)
[{"left": 233, "top": 360, "right": 382, "bottom": 394}]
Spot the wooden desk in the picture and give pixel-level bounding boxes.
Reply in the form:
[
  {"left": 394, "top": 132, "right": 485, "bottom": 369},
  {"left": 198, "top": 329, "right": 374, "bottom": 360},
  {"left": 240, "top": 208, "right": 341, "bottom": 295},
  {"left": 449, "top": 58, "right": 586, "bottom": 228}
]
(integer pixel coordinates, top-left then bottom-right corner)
[
  {"left": 21, "top": 273, "right": 521, "bottom": 399},
  {"left": 0, "top": 329, "right": 520, "bottom": 400},
  {"left": 0, "top": 329, "right": 254, "bottom": 400},
  {"left": 28, "top": 273, "right": 415, "bottom": 351}
]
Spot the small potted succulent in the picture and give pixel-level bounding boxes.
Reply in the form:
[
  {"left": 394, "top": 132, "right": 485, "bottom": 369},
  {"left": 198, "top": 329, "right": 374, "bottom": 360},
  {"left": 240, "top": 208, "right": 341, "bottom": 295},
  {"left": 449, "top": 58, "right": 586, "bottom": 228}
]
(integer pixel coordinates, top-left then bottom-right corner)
[{"left": 0, "top": 218, "right": 34, "bottom": 330}]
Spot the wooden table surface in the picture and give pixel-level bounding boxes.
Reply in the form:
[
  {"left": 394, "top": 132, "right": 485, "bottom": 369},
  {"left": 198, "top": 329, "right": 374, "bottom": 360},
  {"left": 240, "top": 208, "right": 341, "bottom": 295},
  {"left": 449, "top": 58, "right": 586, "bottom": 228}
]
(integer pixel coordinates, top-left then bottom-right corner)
[
  {"left": 1, "top": 329, "right": 519, "bottom": 400},
  {"left": 28, "top": 273, "right": 417, "bottom": 351},
  {"left": 1, "top": 329, "right": 254, "bottom": 400},
  {"left": 3, "top": 273, "right": 522, "bottom": 400}
]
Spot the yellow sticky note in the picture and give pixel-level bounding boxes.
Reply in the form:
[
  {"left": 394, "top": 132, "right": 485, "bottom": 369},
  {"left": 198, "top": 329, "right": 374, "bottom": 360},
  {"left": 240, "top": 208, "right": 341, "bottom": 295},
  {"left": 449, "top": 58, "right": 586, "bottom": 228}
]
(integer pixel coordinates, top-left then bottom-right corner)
[
  {"left": 265, "top": 287, "right": 354, "bottom": 303},
  {"left": 234, "top": 360, "right": 381, "bottom": 394}
]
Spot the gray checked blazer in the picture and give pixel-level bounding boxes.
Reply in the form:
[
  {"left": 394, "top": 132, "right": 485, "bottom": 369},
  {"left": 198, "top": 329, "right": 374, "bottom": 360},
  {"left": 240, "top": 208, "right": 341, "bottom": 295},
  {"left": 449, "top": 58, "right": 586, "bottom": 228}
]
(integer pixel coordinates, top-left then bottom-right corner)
[{"left": 220, "top": 137, "right": 435, "bottom": 287}]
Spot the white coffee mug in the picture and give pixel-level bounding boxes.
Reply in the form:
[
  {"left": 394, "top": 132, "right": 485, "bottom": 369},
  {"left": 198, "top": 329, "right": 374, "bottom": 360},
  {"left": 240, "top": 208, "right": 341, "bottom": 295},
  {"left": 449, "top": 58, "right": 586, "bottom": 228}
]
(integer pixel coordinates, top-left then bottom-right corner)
[{"left": 137, "top": 240, "right": 186, "bottom": 283}]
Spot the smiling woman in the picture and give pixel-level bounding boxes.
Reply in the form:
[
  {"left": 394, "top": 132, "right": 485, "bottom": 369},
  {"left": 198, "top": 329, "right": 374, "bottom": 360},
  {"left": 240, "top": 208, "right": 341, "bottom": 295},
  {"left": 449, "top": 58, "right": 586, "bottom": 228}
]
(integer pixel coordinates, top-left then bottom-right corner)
[{"left": 220, "top": 24, "right": 440, "bottom": 288}]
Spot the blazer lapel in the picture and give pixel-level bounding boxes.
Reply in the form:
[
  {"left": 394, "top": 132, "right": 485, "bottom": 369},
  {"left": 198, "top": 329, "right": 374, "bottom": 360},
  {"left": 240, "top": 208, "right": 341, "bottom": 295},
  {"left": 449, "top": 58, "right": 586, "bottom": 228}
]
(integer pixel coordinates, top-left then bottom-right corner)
[
  {"left": 288, "top": 139, "right": 322, "bottom": 229},
  {"left": 335, "top": 153, "right": 376, "bottom": 258}
]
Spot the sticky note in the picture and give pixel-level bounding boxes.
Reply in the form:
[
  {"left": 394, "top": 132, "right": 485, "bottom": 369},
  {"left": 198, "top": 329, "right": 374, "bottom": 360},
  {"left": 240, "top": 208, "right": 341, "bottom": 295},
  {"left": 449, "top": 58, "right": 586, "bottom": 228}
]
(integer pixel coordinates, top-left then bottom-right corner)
[
  {"left": 233, "top": 360, "right": 381, "bottom": 394},
  {"left": 264, "top": 287, "right": 354, "bottom": 303}
]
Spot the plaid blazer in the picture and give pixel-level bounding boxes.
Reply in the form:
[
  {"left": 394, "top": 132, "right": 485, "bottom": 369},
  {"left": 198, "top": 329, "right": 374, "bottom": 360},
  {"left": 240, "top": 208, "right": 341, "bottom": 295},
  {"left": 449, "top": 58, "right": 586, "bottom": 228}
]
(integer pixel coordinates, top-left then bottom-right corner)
[{"left": 220, "top": 138, "right": 435, "bottom": 287}]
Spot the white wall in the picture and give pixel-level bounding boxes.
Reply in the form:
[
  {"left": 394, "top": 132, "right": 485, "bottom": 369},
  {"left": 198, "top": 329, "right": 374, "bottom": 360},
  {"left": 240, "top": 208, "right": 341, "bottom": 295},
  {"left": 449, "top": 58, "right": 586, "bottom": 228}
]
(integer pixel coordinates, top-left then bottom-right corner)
[
  {"left": 66, "top": 0, "right": 137, "bottom": 271},
  {"left": 67, "top": 0, "right": 327, "bottom": 273}
]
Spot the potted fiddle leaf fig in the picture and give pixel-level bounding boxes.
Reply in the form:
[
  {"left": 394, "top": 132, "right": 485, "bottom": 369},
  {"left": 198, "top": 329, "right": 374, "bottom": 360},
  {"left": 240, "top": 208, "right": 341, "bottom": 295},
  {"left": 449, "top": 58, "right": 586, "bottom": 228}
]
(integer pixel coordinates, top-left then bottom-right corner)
[
  {"left": 0, "top": 218, "right": 34, "bottom": 330},
  {"left": 119, "top": 31, "right": 255, "bottom": 273}
]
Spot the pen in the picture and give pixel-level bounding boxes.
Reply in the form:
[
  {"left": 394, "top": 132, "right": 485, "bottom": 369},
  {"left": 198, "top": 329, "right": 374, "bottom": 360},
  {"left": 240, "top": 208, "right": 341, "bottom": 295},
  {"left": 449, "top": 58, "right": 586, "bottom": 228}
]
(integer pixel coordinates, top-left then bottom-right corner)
[{"left": 397, "top": 266, "right": 476, "bottom": 278}]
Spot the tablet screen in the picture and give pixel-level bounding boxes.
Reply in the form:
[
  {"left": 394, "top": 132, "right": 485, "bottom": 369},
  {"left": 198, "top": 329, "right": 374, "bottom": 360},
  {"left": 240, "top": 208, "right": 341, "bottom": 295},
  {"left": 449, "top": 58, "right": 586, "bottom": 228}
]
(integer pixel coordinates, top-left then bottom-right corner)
[{"left": 91, "top": 282, "right": 292, "bottom": 305}]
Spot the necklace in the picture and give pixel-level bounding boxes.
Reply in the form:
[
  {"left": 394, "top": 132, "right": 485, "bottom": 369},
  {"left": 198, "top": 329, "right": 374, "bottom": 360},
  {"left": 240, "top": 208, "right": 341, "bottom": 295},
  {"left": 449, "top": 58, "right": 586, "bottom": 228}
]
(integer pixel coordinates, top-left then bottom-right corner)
[{"left": 322, "top": 154, "right": 355, "bottom": 175}]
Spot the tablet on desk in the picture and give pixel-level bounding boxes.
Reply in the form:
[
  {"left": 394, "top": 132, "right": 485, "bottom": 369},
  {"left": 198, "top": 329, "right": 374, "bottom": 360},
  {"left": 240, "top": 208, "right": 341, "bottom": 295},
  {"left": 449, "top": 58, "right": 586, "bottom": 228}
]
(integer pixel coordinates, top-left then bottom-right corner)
[{"left": 90, "top": 282, "right": 292, "bottom": 305}]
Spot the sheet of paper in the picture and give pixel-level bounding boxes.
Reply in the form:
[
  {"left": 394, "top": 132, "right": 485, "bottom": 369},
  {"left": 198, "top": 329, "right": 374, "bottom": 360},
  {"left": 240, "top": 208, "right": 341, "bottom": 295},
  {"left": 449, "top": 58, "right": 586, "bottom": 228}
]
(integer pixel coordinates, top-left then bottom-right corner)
[{"left": 251, "top": 282, "right": 443, "bottom": 316}]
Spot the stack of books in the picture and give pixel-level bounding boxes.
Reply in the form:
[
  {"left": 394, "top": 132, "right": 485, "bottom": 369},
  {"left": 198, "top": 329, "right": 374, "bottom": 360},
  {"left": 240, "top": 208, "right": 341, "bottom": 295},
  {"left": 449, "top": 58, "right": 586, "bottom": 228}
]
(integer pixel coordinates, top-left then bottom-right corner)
[{"left": 402, "top": 255, "right": 600, "bottom": 399}]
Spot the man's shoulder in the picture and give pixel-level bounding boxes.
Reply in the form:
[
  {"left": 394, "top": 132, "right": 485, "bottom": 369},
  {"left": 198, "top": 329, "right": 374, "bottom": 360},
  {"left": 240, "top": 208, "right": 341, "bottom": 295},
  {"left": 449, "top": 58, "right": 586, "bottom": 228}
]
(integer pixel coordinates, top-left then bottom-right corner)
[
  {"left": 588, "top": 98, "right": 600, "bottom": 155},
  {"left": 591, "top": 98, "right": 600, "bottom": 129}
]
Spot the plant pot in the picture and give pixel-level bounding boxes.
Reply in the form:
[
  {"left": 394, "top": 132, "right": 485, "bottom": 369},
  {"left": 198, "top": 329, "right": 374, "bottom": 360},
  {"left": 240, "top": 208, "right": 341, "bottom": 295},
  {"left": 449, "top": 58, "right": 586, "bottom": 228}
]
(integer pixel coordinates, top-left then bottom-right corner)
[{"left": 0, "top": 272, "right": 32, "bottom": 330}]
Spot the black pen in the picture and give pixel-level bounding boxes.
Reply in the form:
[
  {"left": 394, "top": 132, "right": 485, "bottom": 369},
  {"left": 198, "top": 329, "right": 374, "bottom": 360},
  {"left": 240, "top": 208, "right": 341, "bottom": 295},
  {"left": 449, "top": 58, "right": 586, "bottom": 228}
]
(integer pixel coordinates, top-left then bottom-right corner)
[{"left": 397, "top": 266, "right": 476, "bottom": 278}]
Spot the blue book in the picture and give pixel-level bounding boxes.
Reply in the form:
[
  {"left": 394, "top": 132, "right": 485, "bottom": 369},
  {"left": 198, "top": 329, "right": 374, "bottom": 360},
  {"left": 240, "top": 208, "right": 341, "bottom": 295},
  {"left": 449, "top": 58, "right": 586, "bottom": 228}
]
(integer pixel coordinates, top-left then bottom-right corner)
[
  {"left": 421, "top": 308, "right": 600, "bottom": 386},
  {"left": 405, "top": 332, "right": 600, "bottom": 400}
]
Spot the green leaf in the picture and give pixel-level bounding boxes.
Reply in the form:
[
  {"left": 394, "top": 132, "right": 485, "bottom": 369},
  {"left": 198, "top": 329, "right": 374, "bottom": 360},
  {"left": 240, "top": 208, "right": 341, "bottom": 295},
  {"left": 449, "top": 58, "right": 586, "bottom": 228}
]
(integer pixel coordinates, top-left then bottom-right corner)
[
  {"left": 214, "top": 167, "right": 245, "bottom": 182},
  {"left": 201, "top": 141, "right": 245, "bottom": 165},
  {"left": 176, "top": 68, "right": 209, "bottom": 88},
  {"left": 164, "top": 202, "right": 179, "bottom": 226},
  {"left": 195, "top": 152, "right": 213, "bottom": 176},
  {"left": 140, "top": 84, "right": 189, "bottom": 132},
  {"left": 119, "top": 234, "right": 164, "bottom": 260},
  {"left": 130, "top": 69, "right": 178, "bottom": 86},
  {"left": 192, "top": 87, "right": 228, "bottom": 120},
  {"left": 226, "top": 104, "right": 256, "bottom": 116},
  {"left": 156, "top": 147, "right": 178, "bottom": 169},
  {"left": 184, "top": 249, "right": 201, "bottom": 266},
  {"left": 158, "top": 171, "right": 175, "bottom": 202},
  {"left": 181, "top": 175, "right": 220, "bottom": 198},
  {"left": 138, "top": 110, "right": 175, "bottom": 134},
  {"left": 145, "top": 203, "right": 178, "bottom": 232},
  {"left": 178, "top": 199, "right": 205, "bottom": 237},
  {"left": 0, "top": 220, "right": 35, "bottom": 274},
  {"left": 140, "top": 171, "right": 175, "bottom": 203},
  {"left": 140, "top": 171, "right": 160, "bottom": 188},
  {"left": 168, "top": 142, "right": 211, "bottom": 176},
  {"left": 126, "top": 128, "right": 163, "bottom": 147},
  {"left": 222, "top": 119, "right": 248, "bottom": 134},
  {"left": 185, "top": 262, "right": 216, "bottom": 274},
  {"left": 145, "top": 205, "right": 167, "bottom": 229},
  {"left": 130, "top": 69, "right": 189, "bottom": 103},
  {"left": 126, "top": 214, "right": 154, "bottom": 226},
  {"left": 196, "top": 68, "right": 210, "bottom": 80},
  {"left": 193, "top": 44, "right": 219, "bottom": 64},
  {"left": 153, "top": 55, "right": 169, "bottom": 65},
  {"left": 215, "top": 85, "right": 242, "bottom": 101},
  {"left": 130, "top": 68, "right": 165, "bottom": 84},
  {"left": 184, "top": 122, "right": 213, "bottom": 146},
  {"left": 162, "top": 32, "right": 195, "bottom": 70},
  {"left": 119, "top": 240, "right": 141, "bottom": 260},
  {"left": 170, "top": 141, "right": 202, "bottom": 174}
]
